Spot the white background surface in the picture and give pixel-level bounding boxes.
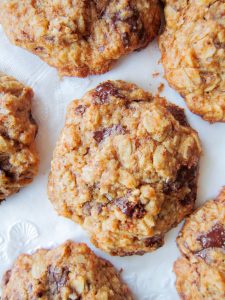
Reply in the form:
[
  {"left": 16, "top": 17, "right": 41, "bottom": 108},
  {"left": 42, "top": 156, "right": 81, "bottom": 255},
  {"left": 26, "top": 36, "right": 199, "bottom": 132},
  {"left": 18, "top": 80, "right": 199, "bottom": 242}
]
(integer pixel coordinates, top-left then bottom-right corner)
[{"left": 0, "top": 25, "right": 225, "bottom": 299}]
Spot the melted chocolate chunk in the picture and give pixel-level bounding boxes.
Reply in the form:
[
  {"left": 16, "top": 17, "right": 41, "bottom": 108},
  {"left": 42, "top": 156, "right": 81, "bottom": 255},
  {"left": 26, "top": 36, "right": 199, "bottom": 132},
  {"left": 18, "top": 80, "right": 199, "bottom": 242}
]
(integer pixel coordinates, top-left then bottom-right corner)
[
  {"left": 0, "top": 154, "right": 15, "bottom": 179},
  {"left": 125, "top": 10, "right": 140, "bottom": 32},
  {"left": 93, "top": 124, "right": 126, "bottom": 143},
  {"left": 214, "top": 39, "right": 225, "bottom": 49},
  {"left": 93, "top": 131, "right": 104, "bottom": 143},
  {"left": 197, "top": 223, "right": 225, "bottom": 250},
  {"left": 136, "top": 25, "right": 146, "bottom": 42},
  {"left": 48, "top": 266, "right": 69, "bottom": 294},
  {"left": 163, "top": 165, "right": 197, "bottom": 207},
  {"left": 75, "top": 105, "right": 86, "bottom": 115},
  {"left": 115, "top": 197, "right": 146, "bottom": 218},
  {"left": 133, "top": 204, "right": 146, "bottom": 219},
  {"left": 114, "top": 196, "right": 133, "bottom": 217},
  {"left": 112, "top": 7, "right": 146, "bottom": 42},
  {"left": 93, "top": 82, "right": 123, "bottom": 104},
  {"left": 144, "top": 235, "right": 164, "bottom": 248},
  {"left": 120, "top": 250, "right": 146, "bottom": 256},
  {"left": 166, "top": 104, "right": 189, "bottom": 127},
  {"left": 163, "top": 166, "right": 197, "bottom": 194},
  {"left": 0, "top": 129, "right": 11, "bottom": 140},
  {"left": 180, "top": 192, "right": 195, "bottom": 207},
  {"left": 36, "top": 291, "right": 44, "bottom": 297}
]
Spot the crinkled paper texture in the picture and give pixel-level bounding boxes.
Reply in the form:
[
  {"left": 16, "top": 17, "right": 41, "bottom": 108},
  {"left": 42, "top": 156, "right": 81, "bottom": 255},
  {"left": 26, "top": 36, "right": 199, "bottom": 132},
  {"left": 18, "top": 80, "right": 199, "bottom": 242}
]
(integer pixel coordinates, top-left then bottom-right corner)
[{"left": 0, "top": 25, "right": 225, "bottom": 300}]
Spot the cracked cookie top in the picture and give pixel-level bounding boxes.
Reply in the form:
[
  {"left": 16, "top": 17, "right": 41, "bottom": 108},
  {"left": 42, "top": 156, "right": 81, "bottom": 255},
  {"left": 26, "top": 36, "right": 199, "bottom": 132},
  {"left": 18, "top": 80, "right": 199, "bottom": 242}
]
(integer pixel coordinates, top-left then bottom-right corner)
[
  {"left": 0, "top": 73, "right": 39, "bottom": 200},
  {"left": 2, "top": 241, "right": 133, "bottom": 300},
  {"left": 159, "top": 0, "right": 225, "bottom": 122},
  {"left": 0, "top": 0, "right": 161, "bottom": 77},
  {"left": 48, "top": 80, "right": 201, "bottom": 256}
]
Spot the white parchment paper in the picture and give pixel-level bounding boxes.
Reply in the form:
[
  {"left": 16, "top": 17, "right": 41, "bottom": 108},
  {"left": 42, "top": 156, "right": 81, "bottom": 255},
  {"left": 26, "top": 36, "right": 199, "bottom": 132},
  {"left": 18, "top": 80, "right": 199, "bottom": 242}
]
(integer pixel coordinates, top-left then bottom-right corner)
[{"left": 0, "top": 25, "right": 225, "bottom": 299}]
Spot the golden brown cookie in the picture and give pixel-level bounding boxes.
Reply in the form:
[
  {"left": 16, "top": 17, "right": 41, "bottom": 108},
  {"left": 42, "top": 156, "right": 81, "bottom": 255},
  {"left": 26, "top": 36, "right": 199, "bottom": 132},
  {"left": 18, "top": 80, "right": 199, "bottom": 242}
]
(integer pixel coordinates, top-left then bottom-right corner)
[
  {"left": 48, "top": 80, "right": 201, "bottom": 256},
  {"left": 159, "top": 0, "right": 225, "bottom": 122},
  {"left": 0, "top": 72, "right": 39, "bottom": 201},
  {"left": 174, "top": 187, "right": 225, "bottom": 300},
  {"left": 0, "top": 0, "right": 161, "bottom": 77},
  {"left": 2, "top": 241, "right": 133, "bottom": 300}
]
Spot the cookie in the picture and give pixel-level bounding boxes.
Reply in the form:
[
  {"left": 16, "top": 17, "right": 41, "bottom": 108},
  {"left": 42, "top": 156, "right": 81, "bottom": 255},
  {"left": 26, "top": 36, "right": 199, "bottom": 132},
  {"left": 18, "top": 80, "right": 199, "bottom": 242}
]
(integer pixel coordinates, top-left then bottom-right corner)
[
  {"left": 0, "top": 0, "right": 161, "bottom": 77},
  {"left": 174, "top": 187, "right": 225, "bottom": 300},
  {"left": 159, "top": 0, "right": 225, "bottom": 122},
  {"left": 48, "top": 80, "right": 201, "bottom": 256},
  {"left": 2, "top": 241, "right": 133, "bottom": 300},
  {"left": 0, "top": 73, "right": 38, "bottom": 201}
]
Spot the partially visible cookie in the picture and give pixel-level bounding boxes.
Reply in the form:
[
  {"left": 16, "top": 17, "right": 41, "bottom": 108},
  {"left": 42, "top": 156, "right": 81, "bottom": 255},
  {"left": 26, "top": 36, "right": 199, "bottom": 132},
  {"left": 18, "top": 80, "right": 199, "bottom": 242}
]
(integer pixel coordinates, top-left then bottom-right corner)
[
  {"left": 174, "top": 188, "right": 225, "bottom": 300},
  {"left": 0, "top": 73, "right": 38, "bottom": 200},
  {"left": 2, "top": 241, "right": 133, "bottom": 300},
  {"left": 0, "top": 0, "right": 161, "bottom": 77},
  {"left": 48, "top": 80, "right": 201, "bottom": 256},
  {"left": 159, "top": 0, "right": 225, "bottom": 122}
]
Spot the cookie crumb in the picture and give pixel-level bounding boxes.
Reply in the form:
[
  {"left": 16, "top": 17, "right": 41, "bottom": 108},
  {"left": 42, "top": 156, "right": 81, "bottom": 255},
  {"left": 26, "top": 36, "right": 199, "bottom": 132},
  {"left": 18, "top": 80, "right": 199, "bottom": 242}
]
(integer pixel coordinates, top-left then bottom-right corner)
[
  {"left": 158, "top": 83, "right": 164, "bottom": 94},
  {"left": 152, "top": 72, "right": 160, "bottom": 78}
]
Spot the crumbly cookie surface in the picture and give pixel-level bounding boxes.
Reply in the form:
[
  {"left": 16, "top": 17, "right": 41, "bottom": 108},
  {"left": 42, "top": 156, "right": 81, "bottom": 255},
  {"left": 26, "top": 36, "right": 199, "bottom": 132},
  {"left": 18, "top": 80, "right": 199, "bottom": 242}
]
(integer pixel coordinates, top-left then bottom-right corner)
[
  {"left": 2, "top": 241, "right": 133, "bottom": 300},
  {"left": 159, "top": 0, "right": 225, "bottom": 122},
  {"left": 0, "top": 0, "right": 161, "bottom": 77},
  {"left": 0, "top": 73, "right": 38, "bottom": 200},
  {"left": 174, "top": 188, "right": 225, "bottom": 300},
  {"left": 48, "top": 80, "right": 201, "bottom": 256}
]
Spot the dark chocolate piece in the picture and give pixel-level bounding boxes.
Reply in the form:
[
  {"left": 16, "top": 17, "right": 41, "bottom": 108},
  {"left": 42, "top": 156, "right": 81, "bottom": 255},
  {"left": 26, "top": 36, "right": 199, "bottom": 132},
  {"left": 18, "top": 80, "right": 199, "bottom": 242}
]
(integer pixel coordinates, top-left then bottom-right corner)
[
  {"left": 93, "top": 125, "right": 126, "bottom": 143},
  {"left": 197, "top": 223, "right": 225, "bottom": 250}
]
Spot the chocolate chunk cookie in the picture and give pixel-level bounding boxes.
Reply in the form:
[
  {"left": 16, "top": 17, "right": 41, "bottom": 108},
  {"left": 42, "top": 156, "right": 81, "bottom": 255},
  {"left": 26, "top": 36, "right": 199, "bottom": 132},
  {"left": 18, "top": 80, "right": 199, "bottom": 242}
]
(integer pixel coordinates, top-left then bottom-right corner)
[
  {"left": 174, "top": 188, "right": 225, "bottom": 299},
  {"left": 48, "top": 80, "right": 201, "bottom": 256},
  {"left": 0, "top": 73, "right": 38, "bottom": 201},
  {"left": 2, "top": 241, "right": 133, "bottom": 300},
  {"left": 159, "top": 0, "right": 225, "bottom": 122},
  {"left": 0, "top": 0, "right": 161, "bottom": 77}
]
